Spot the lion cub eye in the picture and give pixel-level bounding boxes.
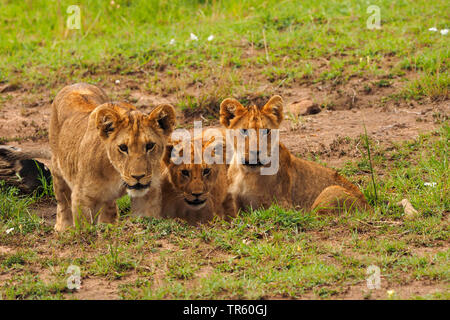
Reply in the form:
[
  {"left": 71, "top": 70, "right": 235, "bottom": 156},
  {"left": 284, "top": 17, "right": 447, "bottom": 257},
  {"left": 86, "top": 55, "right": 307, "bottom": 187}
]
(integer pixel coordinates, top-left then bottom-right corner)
[
  {"left": 181, "top": 169, "right": 190, "bottom": 177},
  {"left": 119, "top": 144, "right": 128, "bottom": 153},
  {"left": 146, "top": 142, "right": 156, "bottom": 152},
  {"left": 203, "top": 168, "right": 211, "bottom": 176}
]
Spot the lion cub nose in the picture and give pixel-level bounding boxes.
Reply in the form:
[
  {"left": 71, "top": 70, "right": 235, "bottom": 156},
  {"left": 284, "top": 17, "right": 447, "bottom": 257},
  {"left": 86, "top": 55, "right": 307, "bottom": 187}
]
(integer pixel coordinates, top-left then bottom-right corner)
[
  {"left": 131, "top": 174, "right": 145, "bottom": 181},
  {"left": 191, "top": 192, "right": 203, "bottom": 198}
]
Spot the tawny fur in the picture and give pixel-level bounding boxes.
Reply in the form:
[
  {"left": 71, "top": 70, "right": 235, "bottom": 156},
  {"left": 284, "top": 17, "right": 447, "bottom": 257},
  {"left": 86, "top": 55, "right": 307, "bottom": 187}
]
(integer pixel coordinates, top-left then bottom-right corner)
[
  {"left": 159, "top": 134, "right": 236, "bottom": 225},
  {"left": 220, "top": 95, "right": 370, "bottom": 214},
  {"left": 49, "top": 83, "right": 175, "bottom": 231}
]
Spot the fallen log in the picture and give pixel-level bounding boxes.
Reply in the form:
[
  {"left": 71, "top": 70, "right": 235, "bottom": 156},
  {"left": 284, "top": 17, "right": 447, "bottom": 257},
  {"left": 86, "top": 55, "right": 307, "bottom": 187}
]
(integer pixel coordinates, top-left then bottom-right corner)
[{"left": 0, "top": 146, "right": 52, "bottom": 194}]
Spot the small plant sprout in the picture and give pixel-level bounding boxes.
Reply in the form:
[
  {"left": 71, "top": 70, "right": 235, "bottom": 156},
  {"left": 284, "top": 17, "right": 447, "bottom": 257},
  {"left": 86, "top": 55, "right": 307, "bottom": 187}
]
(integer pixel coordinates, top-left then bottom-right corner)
[
  {"left": 387, "top": 290, "right": 396, "bottom": 298},
  {"left": 362, "top": 124, "right": 378, "bottom": 204}
]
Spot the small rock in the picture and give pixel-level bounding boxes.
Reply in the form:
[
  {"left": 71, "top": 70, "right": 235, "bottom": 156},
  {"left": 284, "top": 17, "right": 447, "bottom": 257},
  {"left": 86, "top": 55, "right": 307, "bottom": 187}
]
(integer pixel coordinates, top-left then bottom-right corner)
[
  {"left": 287, "top": 100, "right": 321, "bottom": 117},
  {"left": 129, "top": 92, "right": 171, "bottom": 109},
  {"left": 397, "top": 198, "right": 419, "bottom": 220}
]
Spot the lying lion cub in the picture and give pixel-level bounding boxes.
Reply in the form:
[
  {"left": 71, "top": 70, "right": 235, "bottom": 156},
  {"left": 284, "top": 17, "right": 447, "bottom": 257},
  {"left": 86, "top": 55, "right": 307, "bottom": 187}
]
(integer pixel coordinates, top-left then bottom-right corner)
[
  {"left": 220, "top": 95, "right": 370, "bottom": 214},
  {"left": 50, "top": 83, "right": 175, "bottom": 231},
  {"left": 159, "top": 133, "right": 236, "bottom": 225}
]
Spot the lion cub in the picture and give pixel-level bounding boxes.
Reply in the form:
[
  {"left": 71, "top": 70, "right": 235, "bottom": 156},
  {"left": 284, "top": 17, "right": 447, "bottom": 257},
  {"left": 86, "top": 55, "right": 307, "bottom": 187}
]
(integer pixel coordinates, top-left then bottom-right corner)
[
  {"left": 159, "top": 132, "right": 235, "bottom": 225},
  {"left": 49, "top": 83, "right": 175, "bottom": 231},
  {"left": 220, "top": 95, "right": 370, "bottom": 214}
]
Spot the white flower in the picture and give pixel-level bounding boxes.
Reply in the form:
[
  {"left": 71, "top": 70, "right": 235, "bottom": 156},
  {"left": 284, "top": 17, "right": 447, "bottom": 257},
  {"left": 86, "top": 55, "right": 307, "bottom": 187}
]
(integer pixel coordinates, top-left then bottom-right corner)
[
  {"left": 440, "top": 29, "right": 448, "bottom": 35},
  {"left": 115, "top": 79, "right": 120, "bottom": 85},
  {"left": 169, "top": 38, "right": 175, "bottom": 45},
  {"left": 428, "top": 27, "right": 438, "bottom": 32},
  {"left": 190, "top": 33, "right": 198, "bottom": 41},
  {"left": 207, "top": 35, "right": 214, "bottom": 41},
  {"left": 6, "top": 227, "right": 14, "bottom": 234}
]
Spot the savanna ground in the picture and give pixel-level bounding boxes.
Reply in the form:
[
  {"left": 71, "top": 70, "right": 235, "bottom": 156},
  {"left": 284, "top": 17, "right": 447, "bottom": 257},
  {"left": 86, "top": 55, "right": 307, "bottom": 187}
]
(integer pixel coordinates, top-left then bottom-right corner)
[{"left": 0, "top": 0, "right": 448, "bottom": 300}]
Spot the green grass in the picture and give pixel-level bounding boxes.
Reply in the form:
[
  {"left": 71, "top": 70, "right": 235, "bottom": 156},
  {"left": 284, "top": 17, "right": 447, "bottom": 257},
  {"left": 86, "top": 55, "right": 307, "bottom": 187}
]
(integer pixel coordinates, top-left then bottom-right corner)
[
  {"left": 1, "top": 0, "right": 448, "bottom": 106},
  {"left": 0, "top": 182, "right": 45, "bottom": 235},
  {"left": 1, "top": 273, "right": 68, "bottom": 300}
]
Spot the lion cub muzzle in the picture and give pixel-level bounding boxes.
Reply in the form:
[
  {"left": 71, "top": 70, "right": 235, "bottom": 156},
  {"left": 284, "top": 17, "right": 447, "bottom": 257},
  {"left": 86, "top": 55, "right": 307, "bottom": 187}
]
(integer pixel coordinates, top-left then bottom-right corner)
[
  {"left": 123, "top": 172, "right": 153, "bottom": 197},
  {"left": 183, "top": 191, "right": 208, "bottom": 209}
]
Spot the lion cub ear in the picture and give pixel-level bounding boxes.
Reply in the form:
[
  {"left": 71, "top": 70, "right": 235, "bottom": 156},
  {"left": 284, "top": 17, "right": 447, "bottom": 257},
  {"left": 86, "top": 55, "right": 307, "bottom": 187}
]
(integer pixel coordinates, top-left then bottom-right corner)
[
  {"left": 148, "top": 104, "right": 176, "bottom": 137},
  {"left": 261, "top": 95, "right": 284, "bottom": 126},
  {"left": 220, "top": 98, "right": 246, "bottom": 128},
  {"left": 94, "top": 105, "right": 122, "bottom": 139}
]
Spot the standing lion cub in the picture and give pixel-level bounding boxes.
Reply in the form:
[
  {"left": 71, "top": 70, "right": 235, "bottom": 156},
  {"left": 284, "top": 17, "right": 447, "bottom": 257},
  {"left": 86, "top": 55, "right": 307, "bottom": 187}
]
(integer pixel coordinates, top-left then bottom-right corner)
[
  {"left": 49, "top": 83, "right": 175, "bottom": 231},
  {"left": 220, "top": 95, "right": 370, "bottom": 214}
]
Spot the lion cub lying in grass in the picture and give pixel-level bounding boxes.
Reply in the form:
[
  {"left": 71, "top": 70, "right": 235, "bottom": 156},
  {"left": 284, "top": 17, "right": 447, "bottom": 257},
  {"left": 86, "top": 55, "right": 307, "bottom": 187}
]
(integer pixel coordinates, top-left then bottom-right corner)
[
  {"left": 159, "top": 132, "right": 236, "bottom": 225},
  {"left": 220, "top": 95, "right": 370, "bottom": 214},
  {"left": 50, "top": 83, "right": 175, "bottom": 231}
]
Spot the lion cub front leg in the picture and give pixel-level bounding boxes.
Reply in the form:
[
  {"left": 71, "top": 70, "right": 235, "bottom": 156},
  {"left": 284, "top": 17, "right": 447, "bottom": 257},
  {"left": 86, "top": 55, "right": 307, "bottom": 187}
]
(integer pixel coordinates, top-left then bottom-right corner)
[
  {"left": 130, "top": 187, "right": 162, "bottom": 218},
  {"left": 71, "top": 189, "right": 102, "bottom": 228},
  {"left": 53, "top": 171, "right": 73, "bottom": 232}
]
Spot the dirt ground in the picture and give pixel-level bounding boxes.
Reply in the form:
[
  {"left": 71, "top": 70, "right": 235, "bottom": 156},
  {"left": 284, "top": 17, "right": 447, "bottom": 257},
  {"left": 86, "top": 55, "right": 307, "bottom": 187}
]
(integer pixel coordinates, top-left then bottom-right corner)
[
  {"left": 1, "top": 73, "right": 448, "bottom": 167},
  {"left": 0, "top": 74, "right": 448, "bottom": 300}
]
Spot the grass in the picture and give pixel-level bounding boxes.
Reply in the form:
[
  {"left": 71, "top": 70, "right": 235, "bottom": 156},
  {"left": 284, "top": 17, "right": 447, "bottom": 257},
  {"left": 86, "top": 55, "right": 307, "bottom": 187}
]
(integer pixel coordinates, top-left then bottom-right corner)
[{"left": 0, "top": 0, "right": 448, "bottom": 108}]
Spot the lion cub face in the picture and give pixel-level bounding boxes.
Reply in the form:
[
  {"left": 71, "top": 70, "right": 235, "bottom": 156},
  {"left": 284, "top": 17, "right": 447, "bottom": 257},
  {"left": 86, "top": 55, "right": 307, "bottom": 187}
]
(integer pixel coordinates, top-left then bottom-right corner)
[
  {"left": 219, "top": 96, "right": 283, "bottom": 172},
  {"left": 163, "top": 138, "right": 224, "bottom": 210},
  {"left": 94, "top": 103, "right": 175, "bottom": 197}
]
